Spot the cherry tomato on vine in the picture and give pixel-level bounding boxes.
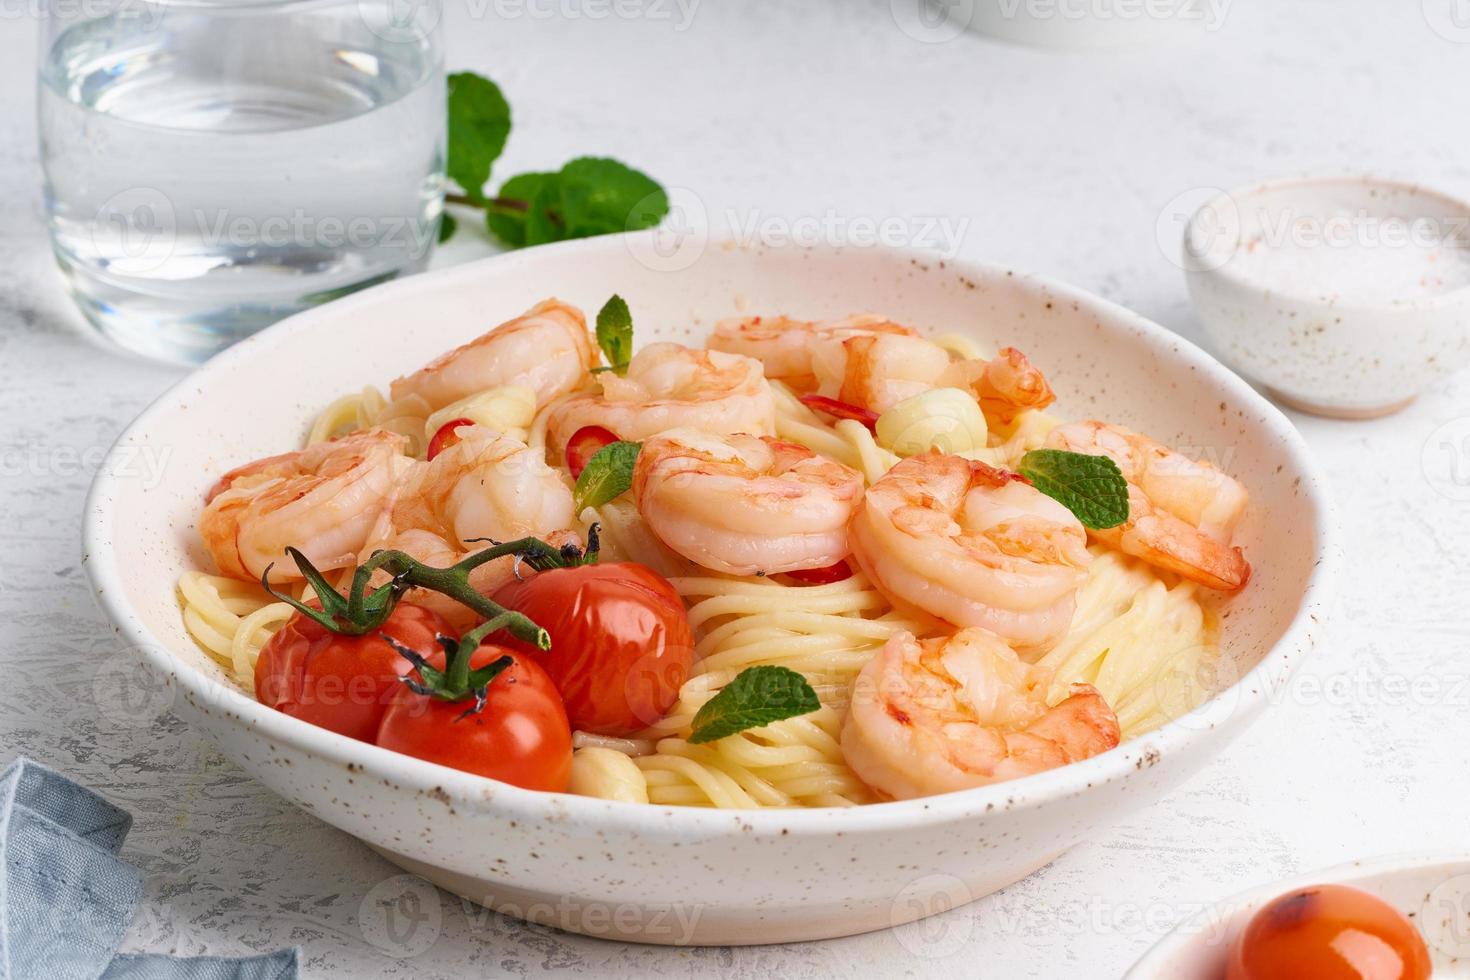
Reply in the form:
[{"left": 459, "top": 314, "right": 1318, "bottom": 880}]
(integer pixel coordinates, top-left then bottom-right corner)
[
  {"left": 1226, "top": 884, "right": 1431, "bottom": 980},
  {"left": 376, "top": 643, "right": 572, "bottom": 792},
  {"left": 565, "top": 425, "right": 619, "bottom": 478},
  {"left": 254, "top": 602, "right": 451, "bottom": 743},
  {"left": 493, "top": 553, "right": 693, "bottom": 736}
]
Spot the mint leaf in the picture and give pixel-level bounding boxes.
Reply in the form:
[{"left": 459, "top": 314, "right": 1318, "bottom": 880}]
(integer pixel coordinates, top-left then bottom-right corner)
[
  {"left": 495, "top": 158, "right": 667, "bottom": 247},
  {"left": 523, "top": 175, "right": 566, "bottom": 246},
  {"left": 438, "top": 72, "right": 668, "bottom": 250},
  {"left": 1018, "top": 449, "right": 1130, "bottom": 530},
  {"left": 437, "top": 212, "right": 457, "bottom": 244},
  {"left": 573, "top": 440, "right": 641, "bottom": 513},
  {"left": 473, "top": 156, "right": 668, "bottom": 251},
  {"left": 555, "top": 157, "right": 668, "bottom": 238},
  {"left": 446, "top": 72, "right": 511, "bottom": 204},
  {"left": 595, "top": 295, "right": 633, "bottom": 373},
  {"left": 688, "top": 666, "right": 820, "bottom": 744},
  {"left": 485, "top": 172, "right": 555, "bottom": 247}
]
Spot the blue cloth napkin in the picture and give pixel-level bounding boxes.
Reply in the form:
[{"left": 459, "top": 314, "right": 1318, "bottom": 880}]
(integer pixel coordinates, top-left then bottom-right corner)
[{"left": 0, "top": 758, "right": 300, "bottom": 980}]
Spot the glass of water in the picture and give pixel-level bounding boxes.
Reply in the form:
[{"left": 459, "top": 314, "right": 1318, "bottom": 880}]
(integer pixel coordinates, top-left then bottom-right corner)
[{"left": 38, "top": 0, "right": 446, "bottom": 364}]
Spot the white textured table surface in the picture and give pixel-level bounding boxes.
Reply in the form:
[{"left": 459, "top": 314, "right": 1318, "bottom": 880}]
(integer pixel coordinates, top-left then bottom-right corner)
[{"left": 4, "top": 2, "right": 1469, "bottom": 977}]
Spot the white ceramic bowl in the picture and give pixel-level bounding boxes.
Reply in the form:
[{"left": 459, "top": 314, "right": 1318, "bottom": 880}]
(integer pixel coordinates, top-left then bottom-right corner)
[
  {"left": 84, "top": 238, "right": 1338, "bottom": 945},
  {"left": 1126, "top": 853, "right": 1470, "bottom": 978},
  {"left": 1184, "top": 176, "right": 1470, "bottom": 419}
]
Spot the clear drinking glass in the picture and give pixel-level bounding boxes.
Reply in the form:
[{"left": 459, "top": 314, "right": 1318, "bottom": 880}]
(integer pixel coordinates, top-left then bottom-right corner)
[{"left": 38, "top": 0, "right": 446, "bottom": 363}]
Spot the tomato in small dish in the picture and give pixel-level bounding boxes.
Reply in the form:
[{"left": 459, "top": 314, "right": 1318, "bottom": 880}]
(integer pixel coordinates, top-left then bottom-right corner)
[
  {"left": 1226, "top": 883, "right": 1431, "bottom": 980},
  {"left": 565, "top": 425, "right": 620, "bottom": 478},
  {"left": 254, "top": 602, "right": 451, "bottom": 743},
  {"left": 493, "top": 550, "right": 693, "bottom": 736},
  {"left": 376, "top": 643, "right": 572, "bottom": 792}
]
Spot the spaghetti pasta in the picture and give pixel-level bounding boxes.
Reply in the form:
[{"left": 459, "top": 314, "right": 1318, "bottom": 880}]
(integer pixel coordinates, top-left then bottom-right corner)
[
  {"left": 304, "top": 384, "right": 432, "bottom": 455},
  {"left": 1037, "top": 549, "right": 1216, "bottom": 737},
  {"left": 769, "top": 381, "right": 864, "bottom": 470},
  {"left": 178, "top": 571, "right": 297, "bottom": 694},
  {"left": 625, "top": 573, "right": 930, "bottom": 807}
]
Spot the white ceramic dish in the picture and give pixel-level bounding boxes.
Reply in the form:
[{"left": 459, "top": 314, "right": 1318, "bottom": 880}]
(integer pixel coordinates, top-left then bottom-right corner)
[
  {"left": 84, "top": 237, "right": 1338, "bottom": 945},
  {"left": 1184, "top": 176, "right": 1470, "bottom": 419},
  {"left": 1126, "top": 853, "right": 1470, "bottom": 978}
]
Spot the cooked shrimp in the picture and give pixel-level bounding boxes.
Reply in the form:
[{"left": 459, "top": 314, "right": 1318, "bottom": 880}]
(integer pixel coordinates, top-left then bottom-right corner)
[
  {"left": 939, "top": 346, "right": 1057, "bottom": 426},
  {"left": 841, "top": 628, "right": 1121, "bottom": 800},
  {"left": 1045, "top": 421, "right": 1250, "bottom": 592},
  {"left": 389, "top": 299, "right": 598, "bottom": 412},
  {"left": 633, "top": 428, "right": 865, "bottom": 575},
  {"left": 810, "top": 328, "right": 1057, "bottom": 426},
  {"left": 200, "top": 430, "right": 408, "bottom": 582},
  {"left": 708, "top": 314, "right": 917, "bottom": 389},
  {"left": 383, "top": 425, "right": 576, "bottom": 548},
  {"left": 547, "top": 342, "right": 776, "bottom": 452},
  {"left": 358, "top": 425, "right": 578, "bottom": 631},
  {"left": 848, "top": 453, "right": 1091, "bottom": 650},
  {"left": 812, "top": 332, "right": 952, "bottom": 414}
]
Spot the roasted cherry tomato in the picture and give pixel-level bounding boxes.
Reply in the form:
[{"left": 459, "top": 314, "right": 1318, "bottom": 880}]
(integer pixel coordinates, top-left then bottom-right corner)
[
  {"left": 565, "top": 425, "right": 619, "bottom": 478},
  {"left": 254, "top": 602, "right": 451, "bottom": 743},
  {"left": 492, "top": 560, "right": 693, "bottom": 736},
  {"left": 1226, "top": 884, "right": 1431, "bottom": 980},
  {"left": 798, "top": 394, "right": 880, "bottom": 431},
  {"left": 784, "top": 559, "right": 854, "bottom": 585},
  {"left": 427, "top": 417, "right": 475, "bottom": 460},
  {"left": 376, "top": 644, "right": 572, "bottom": 792}
]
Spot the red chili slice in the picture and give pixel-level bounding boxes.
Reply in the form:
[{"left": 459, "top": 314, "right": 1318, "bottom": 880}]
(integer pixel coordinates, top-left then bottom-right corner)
[
  {"left": 426, "top": 418, "right": 475, "bottom": 460},
  {"left": 785, "top": 560, "right": 854, "bottom": 585},
  {"left": 565, "top": 425, "right": 619, "bottom": 479},
  {"left": 798, "top": 395, "right": 880, "bottom": 431}
]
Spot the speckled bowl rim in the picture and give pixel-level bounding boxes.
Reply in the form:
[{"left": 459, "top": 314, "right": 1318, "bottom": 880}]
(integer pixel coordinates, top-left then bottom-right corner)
[
  {"left": 83, "top": 236, "right": 1340, "bottom": 838},
  {"left": 1187, "top": 173, "right": 1470, "bottom": 312},
  {"left": 1124, "top": 851, "right": 1469, "bottom": 977}
]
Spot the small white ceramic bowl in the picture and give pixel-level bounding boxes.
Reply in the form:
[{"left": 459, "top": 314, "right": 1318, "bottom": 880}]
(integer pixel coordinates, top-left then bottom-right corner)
[
  {"left": 1126, "top": 853, "right": 1470, "bottom": 978},
  {"left": 83, "top": 238, "right": 1338, "bottom": 945},
  {"left": 1185, "top": 176, "right": 1470, "bottom": 419}
]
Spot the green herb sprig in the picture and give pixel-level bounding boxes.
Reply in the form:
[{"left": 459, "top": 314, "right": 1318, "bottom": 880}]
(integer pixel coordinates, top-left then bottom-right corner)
[
  {"left": 593, "top": 295, "right": 634, "bottom": 374},
  {"left": 1017, "top": 449, "right": 1130, "bottom": 530},
  {"left": 573, "top": 440, "right": 642, "bottom": 513},
  {"left": 687, "top": 666, "right": 821, "bottom": 744},
  {"left": 441, "top": 72, "right": 668, "bottom": 248}
]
